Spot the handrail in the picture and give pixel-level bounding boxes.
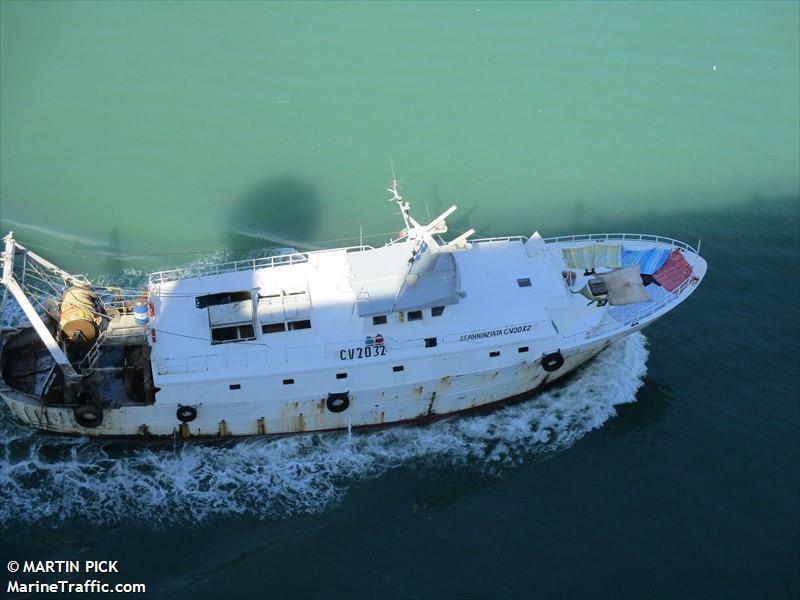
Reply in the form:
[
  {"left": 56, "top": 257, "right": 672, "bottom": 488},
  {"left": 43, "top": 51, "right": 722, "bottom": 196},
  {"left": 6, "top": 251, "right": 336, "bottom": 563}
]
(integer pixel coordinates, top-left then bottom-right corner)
[
  {"left": 79, "top": 330, "right": 107, "bottom": 372},
  {"left": 543, "top": 233, "right": 699, "bottom": 255},
  {"left": 148, "top": 245, "right": 374, "bottom": 287},
  {"left": 471, "top": 235, "right": 527, "bottom": 245}
]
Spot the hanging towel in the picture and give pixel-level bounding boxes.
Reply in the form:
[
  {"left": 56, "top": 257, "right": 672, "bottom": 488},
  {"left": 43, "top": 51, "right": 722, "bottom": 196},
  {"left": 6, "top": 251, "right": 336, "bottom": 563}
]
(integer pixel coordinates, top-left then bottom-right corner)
[
  {"left": 595, "top": 244, "right": 622, "bottom": 268},
  {"left": 621, "top": 247, "right": 672, "bottom": 275},
  {"left": 562, "top": 246, "right": 596, "bottom": 270},
  {"left": 653, "top": 249, "right": 693, "bottom": 292},
  {"left": 562, "top": 243, "right": 622, "bottom": 269}
]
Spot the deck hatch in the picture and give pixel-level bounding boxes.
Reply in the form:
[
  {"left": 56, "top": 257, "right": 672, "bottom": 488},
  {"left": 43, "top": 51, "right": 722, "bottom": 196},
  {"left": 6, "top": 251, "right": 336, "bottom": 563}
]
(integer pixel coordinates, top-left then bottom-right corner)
[{"left": 204, "top": 290, "right": 257, "bottom": 344}]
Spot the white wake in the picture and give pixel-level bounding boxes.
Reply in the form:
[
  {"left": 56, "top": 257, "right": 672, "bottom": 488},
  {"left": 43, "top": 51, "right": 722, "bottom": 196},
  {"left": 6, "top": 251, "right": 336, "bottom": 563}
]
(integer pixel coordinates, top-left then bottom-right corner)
[{"left": 0, "top": 332, "right": 648, "bottom": 528}]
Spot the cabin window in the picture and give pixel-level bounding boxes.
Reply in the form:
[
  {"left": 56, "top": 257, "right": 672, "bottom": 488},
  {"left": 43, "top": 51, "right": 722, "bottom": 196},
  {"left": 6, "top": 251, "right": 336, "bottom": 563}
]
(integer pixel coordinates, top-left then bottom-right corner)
[
  {"left": 262, "top": 322, "right": 286, "bottom": 334},
  {"left": 393, "top": 365, "right": 404, "bottom": 372},
  {"left": 372, "top": 315, "right": 388, "bottom": 326},
  {"left": 517, "top": 278, "right": 532, "bottom": 287},
  {"left": 229, "top": 384, "right": 241, "bottom": 390},
  {"left": 336, "top": 372, "right": 348, "bottom": 380},
  {"left": 205, "top": 290, "right": 256, "bottom": 344},
  {"left": 211, "top": 324, "right": 255, "bottom": 344},
  {"left": 283, "top": 378, "right": 294, "bottom": 385},
  {"left": 408, "top": 310, "right": 423, "bottom": 321},
  {"left": 257, "top": 288, "right": 312, "bottom": 335},
  {"left": 490, "top": 351, "right": 500, "bottom": 358},
  {"left": 431, "top": 306, "right": 445, "bottom": 317},
  {"left": 518, "top": 346, "right": 529, "bottom": 353},
  {"left": 424, "top": 337, "right": 437, "bottom": 348}
]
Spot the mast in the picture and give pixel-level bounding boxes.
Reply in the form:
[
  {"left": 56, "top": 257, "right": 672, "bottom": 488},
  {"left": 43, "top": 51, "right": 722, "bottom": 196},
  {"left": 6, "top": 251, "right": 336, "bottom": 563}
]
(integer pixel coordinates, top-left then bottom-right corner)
[
  {"left": 385, "top": 179, "right": 476, "bottom": 312},
  {"left": 1, "top": 232, "right": 78, "bottom": 379}
]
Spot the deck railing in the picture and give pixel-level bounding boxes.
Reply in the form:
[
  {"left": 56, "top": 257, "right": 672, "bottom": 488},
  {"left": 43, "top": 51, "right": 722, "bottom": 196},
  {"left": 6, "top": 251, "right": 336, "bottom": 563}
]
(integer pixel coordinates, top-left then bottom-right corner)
[
  {"left": 148, "top": 245, "right": 373, "bottom": 287},
  {"left": 577, "top": 273, "right": 699, "bottom": 341},
  {"left": 543, "top": 233, "right": 699, "bottom": 255},
  {"left": 471, "top": 235, "right": 527, "bottom": 245}
]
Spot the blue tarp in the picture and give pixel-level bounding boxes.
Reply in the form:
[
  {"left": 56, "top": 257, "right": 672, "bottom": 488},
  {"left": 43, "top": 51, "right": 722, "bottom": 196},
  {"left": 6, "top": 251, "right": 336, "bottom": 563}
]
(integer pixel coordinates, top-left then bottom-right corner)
[
  {"left": 621, "top": 247, "right": 672, "bottom": 275},
  {"left": 608, "top": 283, "right": 675, "bottom": 323}
]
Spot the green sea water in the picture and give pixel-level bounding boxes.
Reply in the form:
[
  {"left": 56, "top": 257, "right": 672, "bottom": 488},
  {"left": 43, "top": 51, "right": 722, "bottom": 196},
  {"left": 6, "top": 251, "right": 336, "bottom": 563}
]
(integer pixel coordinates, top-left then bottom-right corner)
[
  {"left": 1, "top": 1, "right": 798, "bottom": 268},
  {"left": 1, "top": 2, "right": 798, "bottom": 599}
]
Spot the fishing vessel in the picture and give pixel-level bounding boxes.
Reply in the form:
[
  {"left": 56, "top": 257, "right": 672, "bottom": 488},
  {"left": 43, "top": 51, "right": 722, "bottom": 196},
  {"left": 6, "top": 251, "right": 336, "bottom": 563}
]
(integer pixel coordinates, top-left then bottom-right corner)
[{"left": 0, "top": 182, "right": 706, "bottom": 438}]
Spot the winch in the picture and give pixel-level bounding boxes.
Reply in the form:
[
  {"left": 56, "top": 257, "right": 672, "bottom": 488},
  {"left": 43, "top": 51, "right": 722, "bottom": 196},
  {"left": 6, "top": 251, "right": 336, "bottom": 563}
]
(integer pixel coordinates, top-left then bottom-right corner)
[{"left": 59, "top": 286, "right": 102, "bottom": 342}]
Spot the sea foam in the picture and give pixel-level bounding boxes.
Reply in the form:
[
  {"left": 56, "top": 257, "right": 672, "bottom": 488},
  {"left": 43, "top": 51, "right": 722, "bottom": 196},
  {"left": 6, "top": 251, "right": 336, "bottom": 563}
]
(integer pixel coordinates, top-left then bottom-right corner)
[
  {"left": 0, "top": 332, "right": 648, "bottom": 529},
  {"left": 0, "top": 250, "right": 649, "bottom": 529}
]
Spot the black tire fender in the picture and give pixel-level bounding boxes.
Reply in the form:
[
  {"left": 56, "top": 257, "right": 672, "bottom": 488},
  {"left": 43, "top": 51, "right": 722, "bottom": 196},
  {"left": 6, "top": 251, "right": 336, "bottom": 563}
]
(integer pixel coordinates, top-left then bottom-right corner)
[
  {"left": 73, "top": 403, "right": 103, "bottom": 428},
  {"left": 176, "top": 405, "right": 198, "bottom": 423},
  {"left": 326, "top": 392, "right": 350, "bottom": 413},
  {"left": 542, "top": 351, "right": 565, "bottom": 373}
]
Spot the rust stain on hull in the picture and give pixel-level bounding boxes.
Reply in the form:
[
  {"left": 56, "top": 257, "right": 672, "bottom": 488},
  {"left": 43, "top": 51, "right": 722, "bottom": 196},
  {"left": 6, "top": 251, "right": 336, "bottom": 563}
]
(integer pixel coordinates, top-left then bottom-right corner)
[{"left": 426, "top": 391, "right": 437, "bottom": 416}]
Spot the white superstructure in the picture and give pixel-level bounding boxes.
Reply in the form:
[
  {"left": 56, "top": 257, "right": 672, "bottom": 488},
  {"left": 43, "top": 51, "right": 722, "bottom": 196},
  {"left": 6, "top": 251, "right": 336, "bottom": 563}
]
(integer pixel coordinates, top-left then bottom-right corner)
[{"left": 0, "top": 183, "right": 706, "bottom": 438}]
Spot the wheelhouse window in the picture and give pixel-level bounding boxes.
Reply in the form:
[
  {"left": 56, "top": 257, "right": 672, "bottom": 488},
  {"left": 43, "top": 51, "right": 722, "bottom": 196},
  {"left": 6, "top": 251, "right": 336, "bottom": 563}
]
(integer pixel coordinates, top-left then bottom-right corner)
[
  {"left": 431, "top": 306, "right": 445, "bottom": 317},
  {"left": 262, "top": 322, "right": 286, "bottom": 334},
  {"left": 257, "top": 287, "right": 312, "bottom": 334},
  {"left": 211, "top": 324, "right": 255, "bottom": 344},
  {"left": 408, "top": 310, "right": 423, "bottom": 321},
  {"left": 517, "top": 278, "right": 532, "bottom": 287},
  {"left": 372, "top": 315, "right": 388, "bottom": 326},
  {"left": 200, "top": 290, "right": 257, "bottom": 345}
]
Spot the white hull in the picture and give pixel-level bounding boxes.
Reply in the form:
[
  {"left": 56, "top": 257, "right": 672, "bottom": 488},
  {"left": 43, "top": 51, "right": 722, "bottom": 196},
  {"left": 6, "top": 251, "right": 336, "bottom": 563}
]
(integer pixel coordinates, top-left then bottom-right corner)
[
  {"left": 1, "top": 195, "right": 706, "bottom": 440},
  {"left": 1, "top": 331, "right": 620, "bottom": 438}
]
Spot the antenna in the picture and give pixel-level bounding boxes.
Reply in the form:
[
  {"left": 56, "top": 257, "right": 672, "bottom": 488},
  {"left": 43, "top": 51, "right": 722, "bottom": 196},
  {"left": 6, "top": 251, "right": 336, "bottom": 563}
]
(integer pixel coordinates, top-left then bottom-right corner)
[{"left": 387, "top": 159, "right": 413, "bottom": 233}]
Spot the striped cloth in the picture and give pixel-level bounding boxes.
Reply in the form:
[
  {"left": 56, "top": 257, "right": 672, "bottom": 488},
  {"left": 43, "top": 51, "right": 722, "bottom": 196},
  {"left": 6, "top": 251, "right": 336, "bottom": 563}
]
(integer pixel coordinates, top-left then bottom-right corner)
[
  {"left": 562, "top": 243, "right": 622, "bottom": 269},
  {"left": 621, "top": 247, "right": 672, "bottom": 275},
  {"left": 595, "top": 244, "right": 622, "bottom": 268},
  {"left": 653, "top": 249, "right": 693, "bottom": 292}
]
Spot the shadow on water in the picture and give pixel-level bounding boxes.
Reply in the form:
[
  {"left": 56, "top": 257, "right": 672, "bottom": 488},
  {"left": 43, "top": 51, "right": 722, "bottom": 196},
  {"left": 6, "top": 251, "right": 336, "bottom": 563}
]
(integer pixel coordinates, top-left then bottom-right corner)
[
  {"left": 428, "top": 182, "right": 483, "bottom": 236},
  {"left": 104, "top": 227, "right": 124, "bottom": 276},
  {"left": 225, "top": 175, "right": 321, "bottom": 253}
]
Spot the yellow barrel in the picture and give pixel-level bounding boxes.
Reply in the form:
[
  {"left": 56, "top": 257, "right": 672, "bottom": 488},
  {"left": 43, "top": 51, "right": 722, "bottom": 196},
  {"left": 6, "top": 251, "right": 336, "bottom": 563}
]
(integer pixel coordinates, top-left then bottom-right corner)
[{"left": 59, "top": 287, "right": 99, "bottom": 342}]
